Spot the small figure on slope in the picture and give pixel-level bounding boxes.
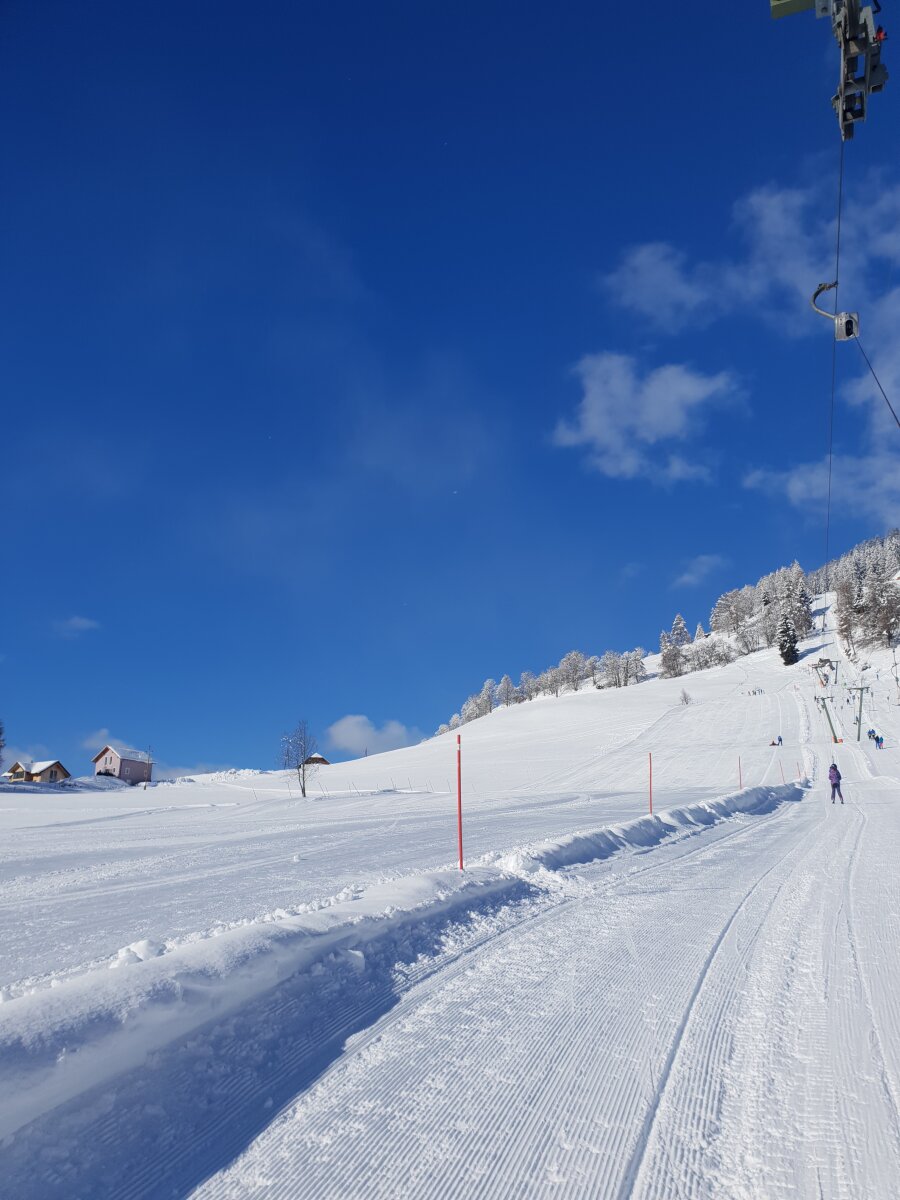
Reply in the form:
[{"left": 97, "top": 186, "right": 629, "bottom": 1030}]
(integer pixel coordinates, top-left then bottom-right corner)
[{"left": 829, "top": 763, "right": 844, "bottom": 805}]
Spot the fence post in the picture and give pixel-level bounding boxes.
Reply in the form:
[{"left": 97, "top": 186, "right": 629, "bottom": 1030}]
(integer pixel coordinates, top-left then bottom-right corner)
[
  {"left": 649, "top": 751, "right": 653, "bottom": 815},
  {"left": 457, "top": 735, "right": 464, "bottom": 871}
]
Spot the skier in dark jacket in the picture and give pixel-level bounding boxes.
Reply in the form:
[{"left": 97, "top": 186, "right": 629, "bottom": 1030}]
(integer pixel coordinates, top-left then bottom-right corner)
[{"left": 829, "top": 763, "right": 844, "bottom": 804}]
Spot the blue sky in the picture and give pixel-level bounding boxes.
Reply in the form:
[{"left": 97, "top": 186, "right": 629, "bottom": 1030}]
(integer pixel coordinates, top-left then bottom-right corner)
[{"left": 4, "top": 1, "right": 899, "bottom": 775}]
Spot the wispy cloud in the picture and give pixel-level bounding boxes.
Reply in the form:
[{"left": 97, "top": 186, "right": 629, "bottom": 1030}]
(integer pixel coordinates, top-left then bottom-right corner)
[
  {"left": 672, "top": 554, "right": 729, "bottom": 588},
  {"left": 602, "top": 175, "right": 900, "bottom": 338},
  {"left": 3, "top": 742, "right": 50, "bottom": 769},
  {"left": 53, "top": 615, "right": 101, "bottom": 638},
  {"left": 553, "top": 352, "right": 735, "bottom": 481},
  {"left": 153, "top": 760, "right": 235, "bottom": 781},
  {"left": 745, "top": 449, "right": 900, "bottom": 526},
  {"left": 326, "top": 715, "right": 424, "bottom": 757},
  {"left": 82, "top": 728, "right": 129, "bottom": 753},
  {"left": 744, "top": 270, "right": 900, "bottom": 524},
  {"left": 601, "top": 184, "right": 833, "bottom": 335}
]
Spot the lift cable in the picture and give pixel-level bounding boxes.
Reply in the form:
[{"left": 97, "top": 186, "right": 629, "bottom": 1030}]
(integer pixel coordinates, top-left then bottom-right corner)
[
  {"left": 855, "top": 338, "right": 900, "bottom": 430},
  {"left": 823, "top": 137, "right": 846, "bottom": 614}
]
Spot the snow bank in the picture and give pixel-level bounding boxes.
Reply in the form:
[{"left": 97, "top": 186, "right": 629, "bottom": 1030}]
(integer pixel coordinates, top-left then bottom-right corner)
[
  {"left": 0, "top": 779, "right": 805, "bottom": 1142},
  {"left": 487, "top": 781, "right": 804, "bottom": 875},
  {"left": 0, "top": 868, "right": 529, "bottom": 1140}
]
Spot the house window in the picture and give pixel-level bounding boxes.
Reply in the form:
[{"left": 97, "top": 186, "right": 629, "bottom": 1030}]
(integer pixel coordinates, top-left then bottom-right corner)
[{"left": 49, "top": 769, "right": 57, "bottom": 781}]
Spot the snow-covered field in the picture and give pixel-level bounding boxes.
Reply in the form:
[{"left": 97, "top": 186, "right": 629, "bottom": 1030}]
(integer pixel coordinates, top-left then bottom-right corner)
[{"left": 2, "top": 599, "right": 899, "bottom": 1198}]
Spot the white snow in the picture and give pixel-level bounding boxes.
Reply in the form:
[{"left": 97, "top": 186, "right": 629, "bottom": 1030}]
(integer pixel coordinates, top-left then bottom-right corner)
[{"left": 2, "top": 596, "right": 899, "bottom": 1198}]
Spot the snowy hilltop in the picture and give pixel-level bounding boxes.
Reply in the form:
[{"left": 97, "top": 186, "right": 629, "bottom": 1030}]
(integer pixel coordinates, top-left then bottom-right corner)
[{"left": 2, "top": 588, "right": 900, "bottom": 1197}]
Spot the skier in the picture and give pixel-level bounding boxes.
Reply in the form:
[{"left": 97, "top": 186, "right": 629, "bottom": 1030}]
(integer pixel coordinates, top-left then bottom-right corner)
[
  {"left": 875, "top": 25, "right": 888, "bottom": 44},
  {"left": 829, "top": 763, "right": 844, "bottom": 804},
  {"left": 777, "top": 735, "right": 783, "bottom": 746}
]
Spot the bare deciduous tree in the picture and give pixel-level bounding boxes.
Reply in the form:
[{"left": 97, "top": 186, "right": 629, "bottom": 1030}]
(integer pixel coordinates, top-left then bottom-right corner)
[
  {"left": 497, "top": 675, "right": 518, "bottom": 707},
  {"left": 281, "top": 719, "right": 320, "bottom": 798}
]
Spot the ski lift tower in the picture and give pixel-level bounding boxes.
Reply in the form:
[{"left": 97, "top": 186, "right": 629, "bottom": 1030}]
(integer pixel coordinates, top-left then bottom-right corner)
[{"left": 770, "top": 0, "right": 888, "bottom": 140}]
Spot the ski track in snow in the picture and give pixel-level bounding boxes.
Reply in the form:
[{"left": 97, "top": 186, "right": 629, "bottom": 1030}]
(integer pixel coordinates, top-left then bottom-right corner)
[{"left": 2, "top": 599, "right": 900, "bottom": 1198}]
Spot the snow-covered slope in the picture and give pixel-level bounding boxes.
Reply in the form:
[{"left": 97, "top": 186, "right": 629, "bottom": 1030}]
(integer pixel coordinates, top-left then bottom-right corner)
[{"left": 2, "top": 598, "right": 899, "bottom": 1198}]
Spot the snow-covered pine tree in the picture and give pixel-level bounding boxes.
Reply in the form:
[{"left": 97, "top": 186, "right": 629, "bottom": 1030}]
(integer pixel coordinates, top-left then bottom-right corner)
[
  {"left": 477, "top": 679, "right": 497, "bottom": 716},
  {"left": 834, "top": 580, "right": 857, "bottom": 655},
  {"left": 777, "top": 612, "right": 799, "bottom": 666},
  {"left": 858, "top": 579, "right": 900, "bottom": 647},
  {"left": 660, "top": 639, "right": 687, "bottom": 678},
  {"left": 796, "top": 580, "right": 813, "bottom": 635},
  {"left": 670, "top": 614, "right": 692, "bottom": 647},
  {"left": 694, "top": 621, "right": 706, "bottom": 641}
]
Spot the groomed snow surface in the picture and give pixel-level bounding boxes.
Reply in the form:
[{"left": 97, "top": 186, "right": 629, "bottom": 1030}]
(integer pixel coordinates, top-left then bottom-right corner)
[{"left": 2, "top": 596, "right": 899, "bottom": 1198}]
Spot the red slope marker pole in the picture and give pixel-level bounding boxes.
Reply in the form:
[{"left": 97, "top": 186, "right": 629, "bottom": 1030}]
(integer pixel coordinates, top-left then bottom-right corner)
[
  {"left": 649, "top": 751, "right": 653, "bottom": 816},
  {"left": 457, "top": 734, "right": 464, "bottom": 871}
]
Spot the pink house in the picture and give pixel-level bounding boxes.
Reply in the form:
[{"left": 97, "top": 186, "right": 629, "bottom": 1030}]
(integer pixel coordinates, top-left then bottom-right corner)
[{"left": 92, "top": 745, "right": 153, "bottom": 784}]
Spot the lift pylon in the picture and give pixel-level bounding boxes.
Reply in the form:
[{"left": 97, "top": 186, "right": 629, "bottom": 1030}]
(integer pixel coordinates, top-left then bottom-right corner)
[{"left": 770, "top": 0, "right": 888, "bottom": 139}]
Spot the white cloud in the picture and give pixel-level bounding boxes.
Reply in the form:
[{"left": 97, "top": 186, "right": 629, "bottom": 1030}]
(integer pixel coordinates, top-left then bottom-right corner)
[
  {"left": 326, "top": 715, "right": 423, "bottom": 757},
  {"left": 603, "top": 242, "right": 721, "bottom": 333},
  {"left": 744, "top": 276, "right": 900, "bottom": 524},
  {"left": 3, "top": 742, "right": 50, "bottom": 769},
  {"left": 672, "top": 554, "right": 729, "bottom": 588},
  {"left": 745, "top": 449, "right": 900, "bottom": 527},
  {"left": 553, "top": 353, "right": 734, "bottom": 480},
  {"left": 53, "top": 615, "right": 101, "bottom": 638},
  {"left": 82, "top": 728, "right": 129, "bottom": 753},
  {"left": 152, "top": 760, "right": 234, "bottom": 781},
  {"left": 601, "top": 177, "right": 900, "bottom": 336}
]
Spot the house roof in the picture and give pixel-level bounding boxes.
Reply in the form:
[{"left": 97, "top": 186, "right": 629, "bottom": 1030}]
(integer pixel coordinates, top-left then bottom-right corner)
[
  {"left": 16, "top": 760, "right": 69, "bottom": 775},
  {"left": 91, "top": 745, "right": 152, "bottom": 764},
  {"left": 120, "top": 748, "right": 152, "bottom": 763}
]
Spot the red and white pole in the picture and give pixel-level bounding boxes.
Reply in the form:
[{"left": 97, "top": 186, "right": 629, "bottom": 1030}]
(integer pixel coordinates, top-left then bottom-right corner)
[
  {"left": 649, "top": 751, "right": 653, "bottom": 815},
  {"left": 456, "top": 734, "right": 464, "bottom": 871}
]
